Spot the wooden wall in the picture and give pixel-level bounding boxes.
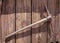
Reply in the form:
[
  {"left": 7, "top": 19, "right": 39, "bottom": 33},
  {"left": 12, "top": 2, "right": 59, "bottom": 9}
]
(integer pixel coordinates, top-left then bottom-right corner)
[{"left": 0, "top": 0, "right": 60, "bottom": 43}]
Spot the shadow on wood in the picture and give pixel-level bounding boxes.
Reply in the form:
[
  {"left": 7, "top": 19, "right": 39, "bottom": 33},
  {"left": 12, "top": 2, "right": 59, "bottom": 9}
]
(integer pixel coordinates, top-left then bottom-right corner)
[{"left": 5, "top": 20, "right": 51, "bottom": 43}]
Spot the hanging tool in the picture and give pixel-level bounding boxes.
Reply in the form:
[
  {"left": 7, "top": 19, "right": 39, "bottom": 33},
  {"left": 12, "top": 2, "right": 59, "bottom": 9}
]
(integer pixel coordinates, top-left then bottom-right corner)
[{"left": 5, "top": 5, "right": 52, "bottom": 39}]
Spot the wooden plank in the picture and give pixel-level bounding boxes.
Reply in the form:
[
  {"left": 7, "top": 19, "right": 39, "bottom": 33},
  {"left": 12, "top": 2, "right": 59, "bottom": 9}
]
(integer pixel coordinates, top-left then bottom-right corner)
[
  {"left": 1, "top": 0, "right": 8, "bottom": 43},
  {"left": 32, "top": 0, "right": 48, "bottom": 43},
  {"left": 0, "top": 0, "right": 2, "bottom": 43},
  {"left": 0, "top": 24, "right": 1, "bottom": 43},
  {"left": 40, "top": 0, "right": 48, "bottom": 43},
  {"left": 5, "top": 0, "right": 15, "bottom": 43},
  {"left": 32, "top": 0, "right": 41, "bottom": 43},
  {"left": 58, "top": 0, "right": 60, "bottom": 43},
  {"left": 32, "top": 13, "right": 41, "bottom": 43},
  {"left": 1, "top": 0, "right": 15, "bottom": 43},
  {"left": 1, "top": 15, "right": 8, "bottom": 43},
  {"left": 55, "top": 0, "right": 59, "bottom": 43},
  {"left": 16, "top": 0, "right": 31, "bottom": 43},
  {"left": 6, "top": 14, "right": 15, "bottom": 43},
  {"left": 0, "top": 18, "right": 2, "bottom": 43},
  {"left": 48, "top": 0, "right": 58, "bottom": 43}
]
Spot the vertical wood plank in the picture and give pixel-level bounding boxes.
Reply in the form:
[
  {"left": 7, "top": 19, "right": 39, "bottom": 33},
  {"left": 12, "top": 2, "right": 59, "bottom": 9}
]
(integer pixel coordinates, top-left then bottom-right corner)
[
  {"left": 40, "top": 0, "right": 48, "bottom": 43},
  {"left": 6, "top": 0, "right": 15, "bottom": 43},
  {"left": 1, "top": 0, "right": 15, "bottom": 43},
  {"left": 48, "top": 0, "right": 57, "bottom": 43},
  {"left": 58, "top": 0, "right": 60, "bottom": 42},
  {"left": 6, "top": 14, "right": 15, "bottom": 43},
  {"left": 16, "top": 0, "right": 31, "bottom": 43},
  {"left": 1, "top": 15, "right": 8, "bottom": 43},
  {"left": 55, "top": 0, "right": 59, "bottom": 42},
  {"left": 32, "top": 0, "right": 41, "bottom": 43},
  {"left": 0, "top": 0, "right": 2, "bottom": 43},
  {"left": 1, "top": 0, "right": 8, "bottom": 43},
  {"left": 0, "top": 11, "right": 1, "bottom": 43},
  {"left": 32, "top": 0, "right": 48, "bottom": 43},
  {"left": 32, "top": 13, "right": 41, "bottom": 43}
]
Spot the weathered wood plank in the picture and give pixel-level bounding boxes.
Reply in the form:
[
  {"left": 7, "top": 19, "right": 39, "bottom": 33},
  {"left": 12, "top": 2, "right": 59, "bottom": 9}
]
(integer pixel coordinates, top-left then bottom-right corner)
[
  {"left": 5, "top": 0, "right": 15, "bottom": 43},
  {"left": 32, "top": 13, "right": 41, "bottom": 43},
  {"left": 32, "top": 0, "right": 48, "bottom": 43},
  {"left": 32, "top": 0, "right": 41, "bottom": 43},
  {"left": 0, "top": 0, "right": 2, "bottom": 43},
  {"left": 6, "top": 14, "right": 15, "bottom": 43},
  {"left": 16, "top": 0, "right": 31, "bottom": 43},
  {"left": 40, "top": 0, "right": 48, "bottom": 43},
  {"left": 1, "top": 15, "right": 8, "bottom": 43},
  {"left": 1, "top": 0, "right": 15, "bottom": 43},
  {"left": 0, "top": 16, "right": 2, "bottom": 43},
  {"left": 1, "top": 0, "right": 8, "bottom": 43},
  {"left": 58, "top": 0, "right": 60, "bottom": 43},
  {"left": 48, "top": 0, "right": 58, "bottom": 43},
  {"left": 55, "top": 0, "right": 59, "bottom": 42}
]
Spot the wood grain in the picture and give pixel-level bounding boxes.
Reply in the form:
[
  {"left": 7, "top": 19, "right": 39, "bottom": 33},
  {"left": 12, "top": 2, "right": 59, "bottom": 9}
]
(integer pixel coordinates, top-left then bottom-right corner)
[
  {"left": 32, "top": 0, "right": 48, "bottom": 43},
  {"left": 1, "top": 15, "right": 8, "bottom": 43},
  {"left": 40, "top": 0, "right": 48, "bottom": 43},
  {"left": 6, "top": 0, "right": 15, "bottom": 43},
  {"left": 32, "top": 0, "right": 41, "bottom": 43},
  {"left": 1, "top": 0, "right": 8, "bottom": 43},
  {"left": 0, "top": 0, "right": 2, "bottom": 43},
  {"left": 16, "top": 0, "right": 31, "bottom": 43},
  {"left": 48, "top": 0, "right": 58, "bottom": 43},
  {"left": 58, "top": 0, "right": 60, "bottom": 42},
  {"left": 0, "top": 0, "right": 60, "bottom": 43},
  {"left": 32, "top": 13, "right": 41, "bottom": 43},
  {"left": 55, "top": 0, "right": 59, "bottom": 42},
  {"left": 1, "top": 0, "right": 15, "bottom": 43}
]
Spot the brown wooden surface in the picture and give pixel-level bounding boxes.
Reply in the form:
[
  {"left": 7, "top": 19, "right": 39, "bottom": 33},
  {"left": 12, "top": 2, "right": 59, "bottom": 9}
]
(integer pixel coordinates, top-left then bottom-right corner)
[
  {"left": 32, "top": 0, "right": 48, "bottom": 43},
  {"left": 16, "top": 0, "right": 31, "bottom": 43},
  {"left": 48, "top": 0, "right": 56, "bottom": 42},
  {"left": 1, "top": 0, "right": 15, "bottom": 43},
  {"left": 48, "top": 0, "right": 59, "bottom": 43},
  {"left": 1, "top": 0, "right": 60, "bottom": 43},
  {"left": 32, "top": 0, "right": 41, "bottom": 43},
  {"left": 40, "top": 0, "right": 48, "bottom": 43},
  {"left": 6, "top": 0, "right": 15, "bottom": 43},
  {"left": 55, "top": 0, "right": 59, "bottom": 42},
  {"left": 0, "top": 0, "right": 2, "bottom": 43},
  {"left": 58, "top": 0, "right": 60, "bottom": 43},
  {"left": 1, "top": 0, "right": 8, "bottom": 42}
]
